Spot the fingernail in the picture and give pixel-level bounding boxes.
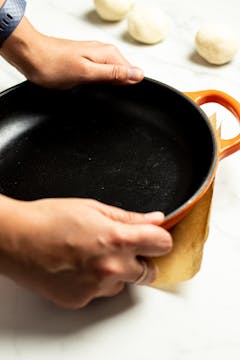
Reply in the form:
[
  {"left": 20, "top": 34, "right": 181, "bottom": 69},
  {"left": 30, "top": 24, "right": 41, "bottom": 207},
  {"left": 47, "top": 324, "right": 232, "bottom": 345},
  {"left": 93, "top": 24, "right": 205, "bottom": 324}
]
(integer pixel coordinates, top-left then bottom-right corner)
[
  {"left": 144, "top": 211, "right": 165, "bottom": 222},
  {"left": 128, "top": 67, "right": 144, "bottom": 81}
]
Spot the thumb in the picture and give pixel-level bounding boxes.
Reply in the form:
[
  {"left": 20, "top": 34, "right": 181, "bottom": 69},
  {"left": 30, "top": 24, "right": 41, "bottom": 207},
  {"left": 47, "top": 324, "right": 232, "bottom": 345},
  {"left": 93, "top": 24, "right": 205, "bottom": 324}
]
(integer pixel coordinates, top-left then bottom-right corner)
[{"left": 86, "top": 62, "right": 144, "bottom": 84}]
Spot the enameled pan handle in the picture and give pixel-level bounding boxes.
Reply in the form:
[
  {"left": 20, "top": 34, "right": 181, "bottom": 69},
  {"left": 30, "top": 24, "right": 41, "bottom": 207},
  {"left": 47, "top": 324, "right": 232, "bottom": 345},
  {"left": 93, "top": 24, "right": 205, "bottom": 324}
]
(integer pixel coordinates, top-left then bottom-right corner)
[{"left": 184, "top": 90, "right": 240, "bottom": 160}]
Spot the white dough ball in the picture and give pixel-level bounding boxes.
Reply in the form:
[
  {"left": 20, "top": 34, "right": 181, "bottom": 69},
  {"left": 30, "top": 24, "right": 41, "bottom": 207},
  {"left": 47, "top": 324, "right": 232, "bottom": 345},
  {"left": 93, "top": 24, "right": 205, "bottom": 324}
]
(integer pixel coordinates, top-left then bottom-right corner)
[
  {"left": 127, "top": 6, "right": 172, "bottom": 44},
  {"left": 94, "top": 0, "right": 135, "bottom": 21},
  {"left": 195, "top": 23, "right": 239, "bottom": 65}
]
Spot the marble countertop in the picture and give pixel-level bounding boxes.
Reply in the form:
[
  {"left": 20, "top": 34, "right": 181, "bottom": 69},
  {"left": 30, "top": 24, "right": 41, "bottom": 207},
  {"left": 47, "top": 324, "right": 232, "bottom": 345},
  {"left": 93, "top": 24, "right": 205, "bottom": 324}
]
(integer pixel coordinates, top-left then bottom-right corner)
[{"left": 0, "top": 0, "right": 240, "bottom": 359}]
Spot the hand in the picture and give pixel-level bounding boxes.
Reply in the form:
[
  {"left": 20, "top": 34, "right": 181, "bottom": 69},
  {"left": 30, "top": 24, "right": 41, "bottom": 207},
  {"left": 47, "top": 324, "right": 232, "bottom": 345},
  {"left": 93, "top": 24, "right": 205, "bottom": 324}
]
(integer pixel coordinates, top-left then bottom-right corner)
[
  {"left": 0, "top": 196, "right": 172, "bottom": 309},
  {"left": 0, "top": 17, "right": 144, "bottom": 89}
]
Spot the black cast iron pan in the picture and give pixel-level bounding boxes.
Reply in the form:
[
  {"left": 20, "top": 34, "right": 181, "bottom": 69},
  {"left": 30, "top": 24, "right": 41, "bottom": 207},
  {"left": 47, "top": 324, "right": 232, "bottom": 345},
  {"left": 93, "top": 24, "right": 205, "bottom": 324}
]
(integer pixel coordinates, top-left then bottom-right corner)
[{"left": 0, "top": 79, "right": 239, "bottom": 228}]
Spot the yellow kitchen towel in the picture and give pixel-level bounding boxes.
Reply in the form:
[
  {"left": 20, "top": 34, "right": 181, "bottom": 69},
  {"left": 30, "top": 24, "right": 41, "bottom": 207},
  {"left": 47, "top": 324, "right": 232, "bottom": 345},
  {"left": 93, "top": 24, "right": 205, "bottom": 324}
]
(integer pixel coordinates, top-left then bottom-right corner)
[{"left": 151, "top": 114, "right": 219, "bottom": 286}]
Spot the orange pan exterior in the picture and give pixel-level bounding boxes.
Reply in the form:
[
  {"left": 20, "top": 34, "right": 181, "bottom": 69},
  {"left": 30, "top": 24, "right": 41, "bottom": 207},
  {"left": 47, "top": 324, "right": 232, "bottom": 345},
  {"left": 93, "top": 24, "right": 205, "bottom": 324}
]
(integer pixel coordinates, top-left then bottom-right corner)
[{"left": 163, "top": 89, "right": 240, "bottom": 229}]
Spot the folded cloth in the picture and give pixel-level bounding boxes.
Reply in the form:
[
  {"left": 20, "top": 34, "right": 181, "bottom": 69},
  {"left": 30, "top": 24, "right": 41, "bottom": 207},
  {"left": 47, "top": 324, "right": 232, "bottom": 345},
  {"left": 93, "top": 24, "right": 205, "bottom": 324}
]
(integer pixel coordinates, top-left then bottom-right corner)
[{"left": 151, "top": 114, "right": 219, "bottom": 287}]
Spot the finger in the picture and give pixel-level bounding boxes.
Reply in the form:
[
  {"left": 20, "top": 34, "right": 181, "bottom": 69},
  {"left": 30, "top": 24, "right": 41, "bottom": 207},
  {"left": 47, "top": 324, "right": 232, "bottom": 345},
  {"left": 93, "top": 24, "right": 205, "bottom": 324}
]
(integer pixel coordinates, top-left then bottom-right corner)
[
  {"left": 111, "top": 258, "right": 157, "bottom": 284},
  {"left": 134, "top": 258, "right": 158, "bottom": 285},
  {"left": 97, "top": 282, "right": 125, "bottom": 298},
  {"left": 86, "top": 200, "right": 165, "bottom": 226},
  {"left": 103, "top": 50, "right": 131, "bottom": 67},
  {"left": 125, "top": 258, "right": 157, "bottom": 284},
  {"left": 98, "top": 257, "right": 157, "bottom": 285},
  {"left": 116, "top": 223, "right": 173, "bottom": 257},
  {"left": 84, "top": 61, "right": 144, "bottom": 84},
  {"left": 80, "top": 44, "right": 131, "bottom": 67}
]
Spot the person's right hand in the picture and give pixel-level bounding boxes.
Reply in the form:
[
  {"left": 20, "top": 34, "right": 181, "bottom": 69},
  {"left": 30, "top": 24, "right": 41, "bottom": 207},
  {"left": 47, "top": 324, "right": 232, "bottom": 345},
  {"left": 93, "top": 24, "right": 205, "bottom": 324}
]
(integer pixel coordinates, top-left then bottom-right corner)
[{"left": 0, "top": 196, "right": 172, "bottom": 309}]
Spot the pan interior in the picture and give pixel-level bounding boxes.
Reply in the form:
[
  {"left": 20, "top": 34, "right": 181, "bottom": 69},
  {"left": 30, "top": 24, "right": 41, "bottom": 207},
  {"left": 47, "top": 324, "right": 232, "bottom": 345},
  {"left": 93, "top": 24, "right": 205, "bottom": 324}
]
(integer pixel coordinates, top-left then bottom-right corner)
[{"left": 0, "top": 81, "right": 215, "bottom": 215}]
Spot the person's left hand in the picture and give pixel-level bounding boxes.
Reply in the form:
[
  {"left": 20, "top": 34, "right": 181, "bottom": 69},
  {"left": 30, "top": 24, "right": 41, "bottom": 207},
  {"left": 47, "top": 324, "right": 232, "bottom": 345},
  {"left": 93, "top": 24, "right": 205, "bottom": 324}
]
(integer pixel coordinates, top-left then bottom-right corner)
[
  {"left": 0, "top": 17, "right": 144, "bottom": 89},
  {"left": 0, "top": 196, "right": 172, "bottom": 309}
]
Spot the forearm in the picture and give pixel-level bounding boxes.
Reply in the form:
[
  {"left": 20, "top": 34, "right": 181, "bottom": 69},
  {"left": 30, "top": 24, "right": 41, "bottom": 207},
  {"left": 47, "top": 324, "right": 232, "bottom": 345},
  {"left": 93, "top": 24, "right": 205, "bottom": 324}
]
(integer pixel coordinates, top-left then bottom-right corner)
[
  {"left": 0, "top": 1, "right": 143, "bottom": 88},
  {"left": 0, "top": 13, "right": 42, "bottom": 79},
  {"left": 0, "top": 195, "right": 27, "bottom": 276}
]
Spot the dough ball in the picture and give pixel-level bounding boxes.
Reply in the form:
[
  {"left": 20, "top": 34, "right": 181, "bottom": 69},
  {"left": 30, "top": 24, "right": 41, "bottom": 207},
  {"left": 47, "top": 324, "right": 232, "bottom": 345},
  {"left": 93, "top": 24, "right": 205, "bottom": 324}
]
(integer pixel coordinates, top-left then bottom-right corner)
[
  {"left": 195, "top": 23, "right": 239, "bottom": 65},
  {"left": 127, "top": 6, "right": 172, "bottom": 44},
  {"left": 94, "top": 0, "right": 135, "bottom": 21}
]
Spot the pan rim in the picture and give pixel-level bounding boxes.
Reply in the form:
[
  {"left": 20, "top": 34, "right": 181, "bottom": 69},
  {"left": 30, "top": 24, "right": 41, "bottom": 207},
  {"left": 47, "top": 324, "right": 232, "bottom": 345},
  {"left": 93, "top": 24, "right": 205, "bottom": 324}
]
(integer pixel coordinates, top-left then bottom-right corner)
[
  {"left": 0, "top": 79, "right": 218, "bottom": 224},
  {"left": 143, "top": 77, "right": 218, "bottom": 222}
]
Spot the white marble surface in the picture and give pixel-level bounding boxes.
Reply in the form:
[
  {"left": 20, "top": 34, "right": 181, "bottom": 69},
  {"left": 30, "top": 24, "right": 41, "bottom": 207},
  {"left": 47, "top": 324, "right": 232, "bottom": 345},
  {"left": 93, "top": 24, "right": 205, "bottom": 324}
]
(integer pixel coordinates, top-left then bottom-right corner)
[{"left": 0, "top": 0, "right": 240, "bottom": 359}]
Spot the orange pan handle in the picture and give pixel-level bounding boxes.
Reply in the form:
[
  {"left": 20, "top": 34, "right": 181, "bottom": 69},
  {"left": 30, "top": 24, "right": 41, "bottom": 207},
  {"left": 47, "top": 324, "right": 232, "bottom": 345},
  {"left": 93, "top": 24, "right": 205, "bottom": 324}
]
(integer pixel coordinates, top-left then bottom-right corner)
[{"left": 184, "top": 90, "right": 240, "bottom": 160}]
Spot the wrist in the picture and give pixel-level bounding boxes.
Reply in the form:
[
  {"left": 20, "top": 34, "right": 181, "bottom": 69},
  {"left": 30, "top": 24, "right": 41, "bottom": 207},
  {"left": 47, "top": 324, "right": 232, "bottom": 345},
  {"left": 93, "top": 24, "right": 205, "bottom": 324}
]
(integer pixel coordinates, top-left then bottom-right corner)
[
  {"left": 0, "top": 15, "right": 44, "bottom": 80},
  {"left": 0, "top": 195, "right": 30, "bottom": 276}
]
